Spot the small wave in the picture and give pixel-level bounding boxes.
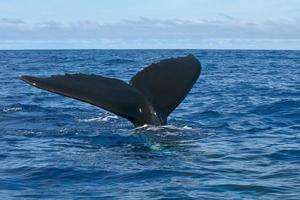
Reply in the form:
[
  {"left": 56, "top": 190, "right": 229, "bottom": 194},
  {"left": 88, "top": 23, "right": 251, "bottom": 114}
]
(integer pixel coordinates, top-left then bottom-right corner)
[
  {"left": 199, "top": 110, "right": 223, "bottom": 117},
  {"left": 104, "top": 58, "right": 135, "bottom": 65},
  {"left": 135, "top": 124, "right": 194, "bottom": 132},
  {"left": 2, "top": 103, "right": 52, "bottom": 113},
  {"left": 251, "top": 99, "right": 300, "bottom": 115},
  {"left": 209, "top": 183, "right": 279, "bottom": 193},
  {"left": 5, "top": 166, "right": 111, "bottom": 181},
  {"left": 132, "top": 124, "right": 217, "bottom": 151},
  {"left": 78, "top": 114, "right": 118, "bottom": 122},
  {"left": 2, "top": 106, "right": 22, "bottom": 113},
  {"left": 264, "top": 149, "right": 300, "bottom": 161}
]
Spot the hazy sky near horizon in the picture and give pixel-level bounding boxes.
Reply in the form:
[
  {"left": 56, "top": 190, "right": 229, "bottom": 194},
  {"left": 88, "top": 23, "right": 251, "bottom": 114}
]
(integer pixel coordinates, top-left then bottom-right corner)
[{"left": 0, "top": 0, "right": 300, "bottom": 49}]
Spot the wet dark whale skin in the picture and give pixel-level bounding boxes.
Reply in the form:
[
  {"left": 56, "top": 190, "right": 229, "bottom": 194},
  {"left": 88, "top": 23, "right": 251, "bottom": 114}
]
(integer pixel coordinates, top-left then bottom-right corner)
[{"left": 20, "top": 55, "right": 201, "bottom": 127}]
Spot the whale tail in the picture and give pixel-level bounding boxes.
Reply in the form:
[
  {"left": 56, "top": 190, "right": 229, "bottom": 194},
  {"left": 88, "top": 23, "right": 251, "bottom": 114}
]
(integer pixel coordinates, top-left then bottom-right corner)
[{"left": 20, "top": 55, "right": 201, "bottom": 127}]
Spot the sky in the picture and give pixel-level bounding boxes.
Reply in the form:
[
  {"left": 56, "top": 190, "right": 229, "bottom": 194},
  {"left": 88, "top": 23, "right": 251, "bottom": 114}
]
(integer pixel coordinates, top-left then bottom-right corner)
[{"left": 0, "top": 0, "right": 300, "bottom": 49}]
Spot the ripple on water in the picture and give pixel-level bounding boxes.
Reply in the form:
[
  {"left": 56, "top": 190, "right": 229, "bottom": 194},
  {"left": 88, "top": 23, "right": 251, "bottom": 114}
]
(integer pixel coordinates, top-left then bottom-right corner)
[{"left": 0, "top": 50, "right": 300, "bottom": 199}]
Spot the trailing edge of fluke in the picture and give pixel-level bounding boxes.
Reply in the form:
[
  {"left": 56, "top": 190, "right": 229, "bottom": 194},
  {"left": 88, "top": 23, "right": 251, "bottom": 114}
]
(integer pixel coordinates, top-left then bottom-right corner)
[{"left": 20, "top": 54, "right": 201, "bottom": 127}]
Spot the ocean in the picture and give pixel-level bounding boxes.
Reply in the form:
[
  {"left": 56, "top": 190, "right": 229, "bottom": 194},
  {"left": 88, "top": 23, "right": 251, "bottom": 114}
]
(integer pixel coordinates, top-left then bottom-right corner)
[{"left": 0, "top": 49, "right": 299, "bottom": 199}]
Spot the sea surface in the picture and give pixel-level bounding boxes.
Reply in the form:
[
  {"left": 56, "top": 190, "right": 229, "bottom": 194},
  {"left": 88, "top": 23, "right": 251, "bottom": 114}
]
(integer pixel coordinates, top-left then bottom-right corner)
[{"left": 0, "top": 50, "right": 299, "bottom": 199}]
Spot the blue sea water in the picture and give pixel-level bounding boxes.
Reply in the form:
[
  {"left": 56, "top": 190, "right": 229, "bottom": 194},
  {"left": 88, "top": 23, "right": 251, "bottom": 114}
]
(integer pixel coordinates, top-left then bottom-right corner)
[{"left": 0, "top": 49, "right": 299, "bottom": 199}]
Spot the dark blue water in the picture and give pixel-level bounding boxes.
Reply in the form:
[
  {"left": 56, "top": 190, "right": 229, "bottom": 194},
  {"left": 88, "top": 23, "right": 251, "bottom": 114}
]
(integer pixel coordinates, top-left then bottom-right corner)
[{"left": 0, "top": 50, "right": 299, "bottom": 199}]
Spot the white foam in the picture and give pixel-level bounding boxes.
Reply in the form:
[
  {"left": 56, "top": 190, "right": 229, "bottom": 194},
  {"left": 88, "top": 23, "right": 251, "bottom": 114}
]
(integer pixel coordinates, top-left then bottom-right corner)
[
  {"left": 135, "top": 124, "right": 194, "bottom": 131},
  {"left": 183, "top": 125, "right": 193, "bottom": 130},
  {"left": 3, "top": 107, "right": 22, "bottom": 113},
  {"left": 78, "top": 114, "right": 118, "bottom": 122}
]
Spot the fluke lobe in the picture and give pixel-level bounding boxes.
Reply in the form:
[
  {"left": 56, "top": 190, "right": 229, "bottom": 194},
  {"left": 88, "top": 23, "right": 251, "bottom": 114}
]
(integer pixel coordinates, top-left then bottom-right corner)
[{"left": 20, "top": 54, "right": 201, "bottom": 127}]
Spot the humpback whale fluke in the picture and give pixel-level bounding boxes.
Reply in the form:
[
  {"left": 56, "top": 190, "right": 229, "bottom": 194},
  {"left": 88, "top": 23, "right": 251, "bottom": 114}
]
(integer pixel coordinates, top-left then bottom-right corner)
[{"left": 20, "top": 54, "right": 201, "bottom": 127}]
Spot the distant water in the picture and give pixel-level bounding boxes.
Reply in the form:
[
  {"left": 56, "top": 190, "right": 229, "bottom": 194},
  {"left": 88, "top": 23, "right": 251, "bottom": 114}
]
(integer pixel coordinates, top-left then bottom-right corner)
[{"left": 0, "top": 50, "right": 299, "bottom": 199}]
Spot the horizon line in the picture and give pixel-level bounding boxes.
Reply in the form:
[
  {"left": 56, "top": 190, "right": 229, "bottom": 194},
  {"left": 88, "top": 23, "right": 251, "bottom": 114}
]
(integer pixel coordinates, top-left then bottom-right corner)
[{"left": 0, "top": 48, "right": 299, "bottom": 51}]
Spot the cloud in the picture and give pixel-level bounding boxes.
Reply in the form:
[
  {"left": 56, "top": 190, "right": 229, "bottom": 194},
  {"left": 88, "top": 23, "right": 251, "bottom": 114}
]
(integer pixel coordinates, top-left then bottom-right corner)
[
  {"left": 0, "top": 18, "right": 25, "bottom": 25},
  {"left": 0, "top": 17, "right": 300, "bottom": 49}
]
